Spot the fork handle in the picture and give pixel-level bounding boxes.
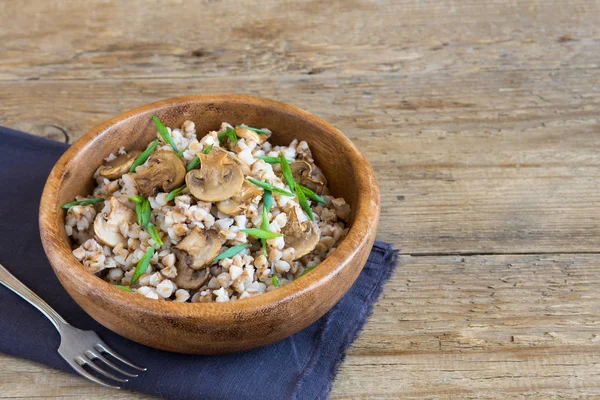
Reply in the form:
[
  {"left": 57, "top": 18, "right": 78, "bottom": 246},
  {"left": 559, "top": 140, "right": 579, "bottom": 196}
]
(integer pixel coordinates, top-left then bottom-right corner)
[{"left": 0, "top": 262, "right": 68, "bottom": 331}]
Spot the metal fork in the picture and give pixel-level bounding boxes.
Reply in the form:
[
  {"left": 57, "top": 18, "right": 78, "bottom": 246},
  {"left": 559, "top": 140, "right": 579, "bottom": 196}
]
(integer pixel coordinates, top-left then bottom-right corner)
[{"left": 0, "top": 262, "right": 146, "bottom": 389}]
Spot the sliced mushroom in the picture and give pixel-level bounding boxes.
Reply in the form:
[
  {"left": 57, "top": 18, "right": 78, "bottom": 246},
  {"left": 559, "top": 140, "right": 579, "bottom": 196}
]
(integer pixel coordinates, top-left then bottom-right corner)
[
  {"left": 235, "top": 127, "right": 270, "bottom": 145},
  {"left": 98, "top": 150, "right": 142, "bottom": 179},
  {"left": 93, "top": 197, "right": 135, "bottom": 247},
  {"left": 186, "top": 151, "right": 244, "bottom": 202},
  {"left": 216, "top": 181, "right": 262, "bottom": 216},
  {"left": 174, "top": 262, "right": 209, "bottom": 290},
  {"left": 290, "top": 160, "right": 326, "bottom": 195},
  {"left": 212, "top": 147, "right": 251, "bottom": 175},
  {"left": 282, "top": 207, "right": 320, "bottom": 259},
  {"left": 133, "top": 150, "right": 186, "bottom": 197},
  {"left": 174, "top": 228, "right": 221, "bottom": 270}
]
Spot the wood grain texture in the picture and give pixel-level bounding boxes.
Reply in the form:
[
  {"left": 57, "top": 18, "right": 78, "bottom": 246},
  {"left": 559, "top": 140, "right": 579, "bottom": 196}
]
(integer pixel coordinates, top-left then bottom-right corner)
[
  {"left": 1, "top": 0, "right": 600, "bottom": 397},
  {"left": 2, "top": 254, "right": 600, "bottom": 399}
]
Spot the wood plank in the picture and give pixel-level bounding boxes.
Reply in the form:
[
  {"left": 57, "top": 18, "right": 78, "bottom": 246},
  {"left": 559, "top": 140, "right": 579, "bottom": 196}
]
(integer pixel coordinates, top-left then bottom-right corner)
[
  {"left": 1, "top": 69, "right": 599, "bottom": 254},
  {"left": 2, "top": 254, "right": 600, "bottom": 398},
  {"left": 0, "top": 0, "right": 598, "bottom": 81}
]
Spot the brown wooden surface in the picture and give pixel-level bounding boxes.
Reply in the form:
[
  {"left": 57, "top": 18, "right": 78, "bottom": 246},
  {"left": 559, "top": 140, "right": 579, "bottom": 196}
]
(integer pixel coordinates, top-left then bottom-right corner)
[{"left": 1, "top": 0, "right": 600, "bottom": 398}]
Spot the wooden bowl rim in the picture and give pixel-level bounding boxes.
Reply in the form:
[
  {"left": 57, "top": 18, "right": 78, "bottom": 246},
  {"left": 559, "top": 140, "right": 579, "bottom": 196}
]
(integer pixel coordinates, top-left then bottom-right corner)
[{"left": 39, "top": 94, "right": 380, "bottom": 318}]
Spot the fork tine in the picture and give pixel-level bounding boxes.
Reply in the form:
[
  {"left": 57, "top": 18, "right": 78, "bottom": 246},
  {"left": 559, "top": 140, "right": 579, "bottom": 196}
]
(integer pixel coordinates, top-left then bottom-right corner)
[
  {"left": 85, "top": 350, "right": 139, "bottom": 378},
  {"left": 65, "top": 358, "right": 122, "bottom": 389},
  {"left": 79, "top": 356, "right": 129, "bottom": 383},
  {"left": 95, "top": 343, "right": 147, "bottom": 371}
]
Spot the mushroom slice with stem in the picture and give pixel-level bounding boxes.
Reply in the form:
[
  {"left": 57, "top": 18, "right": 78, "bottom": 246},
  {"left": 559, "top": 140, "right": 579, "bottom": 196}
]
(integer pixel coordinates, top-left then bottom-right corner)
[
  {"left": 93, "top": 196, "right": 135, "bottom": 247},
  {"left": 186, "top": 151, "right": 244, "bottom": 202},
  {"left": 235, "top": 126, "right": 270, "bottom": 145},
  {"left": 290, "top": 160, "right": 326, "bottom": 195},
  {"left": 216, "top": 181, "right": 262, "bottom": 216},
  {"left": 172, "top": 228, "right": 220, "bottom": 290},
  {"left": 281, "top": 206, "right": 320, "bottom": 259},
  {"left": 98, "top": 150, "right": 142, "bottom": 180},
  {"left": 133, "top": 150, "right": 186, "bottom": 197},
  {"left": 173, "top": 262, "right": 209, "bottom": 290},
  {"left": 174, "top": 228, "right": 221, "bottom": 270},
  {"left": 212, "top": 147, "right": 251, "bottom": 175}
]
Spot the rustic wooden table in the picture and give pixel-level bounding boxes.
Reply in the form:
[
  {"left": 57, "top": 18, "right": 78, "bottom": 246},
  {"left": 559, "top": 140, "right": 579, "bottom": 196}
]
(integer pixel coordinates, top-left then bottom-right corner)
[{"left": 2, "top": 0, "right": 600, "bottom": 398}]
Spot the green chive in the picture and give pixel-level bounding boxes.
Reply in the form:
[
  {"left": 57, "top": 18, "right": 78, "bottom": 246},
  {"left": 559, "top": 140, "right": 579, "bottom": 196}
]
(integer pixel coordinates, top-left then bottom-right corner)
[
  {"left": 129, "top": 195, "right": 144, "bottom": 204},
  {"left": 247, "top": 178, "right": 294, "bottom": 197},
  {"left": 147, "top": 223, "right": 164, "bottom": 246},
  {"left": 300, "top": 265, "right": 317, "bottom": 277},
  {"left": 279, "top": 152, "right": 296, "bottom": 191},
  {"left": 141, "top": 198, "right": 151, "bottom": 227},
  {"left": 135, "top": 202, "right": 143, "bottom": 226},
  {"left": 263, "top": 181, "right": 274, "bottom": 212},
  {"left": 261, "top": 182, "right": 273, "bottom": 254},
  {"left": 129, "top": 139, "right": 158, "bottom": 172},
  {"left": 186, "top": 156, "right": 200, "bottom": 172},
  {"left": 202, "top": 143, "right": 214, "bottom": 154},
  {"left": 166, "top": 185, "right": 186, "bottom": 202},
  {"left": 213, "top": 244, "right": 250, "bottom": 262},
  {"left": 257, "top": 156, "right": 281, "bottom": 164},
  {"left": 298, "top": 185, "right": 326, "bottom": 204},
  {"left": 176, "top": 148, "right": 186, "bottom": 158},
  {"left": 272, "top": 275, "right": 281, "bottom": 287},
  {"left": 261, "top": 202, "right": 271, "bottom": 231},
  {"left": 61, "top": 197, "right": 105, "bottom": 210},
  {"left": 152, "top": 114, "right": 179, "bottom": 154},
  {"left": 114, "top": 285, "right": 133, "bottom": 292},
  {"left": 131, "top": 245, "right": 156, "bottom": 285},
  {"left": 237, "top": 124, "right": 270, "bottom": 135},
  {"left": 217, "top": 127, "right": 237, "bottom": 145},
  {"left": 218, "top": 127, "right": 238, "bottom": 145},
  {"left": 241, "top": 228, "right": 283, "bottom": 239},
  {"left": 296, "top": 185, "right": 314, "bottom": 221}
]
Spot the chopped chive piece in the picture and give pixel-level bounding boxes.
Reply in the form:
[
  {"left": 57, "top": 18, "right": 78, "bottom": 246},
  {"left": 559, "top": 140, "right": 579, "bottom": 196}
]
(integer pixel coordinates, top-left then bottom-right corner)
[
  {"left": 261, "top": 181, "right": 273, "bottom": 254},
  {"left": 296, "top": 185, "right": 314, "bottom": 221},
  {"left": 257, "top": 156, "right": 281, "bottom": 164},
  {"left": 241, "top": 228, "right": 283, "bottom": 239},
  {"left": 135, "top": 202, "right": 143, "bottom": 226},
  {"left": 61, "top": 197, "right": 105, "bottom": 209},
  {"left": 141, "top": 198, "right": 151, "bottom": 227},
  {"left": 131, "top": 245, "right": 156, "bottom": 285},
  {"left": 263, "top": 181, "right": 274, "bottom": 212},
  {"left": 176, "top": 148, "right": 186, "bottom": 158},
  {"left": 213, "top": 244, "right": 250, "bottom": 262},
  {"left": 300, "top": 265, "right": 317, "bottom": 277},
  {"left": 272, "top": 275, "right": 281, "bottom": 287},
  {"left": 237, "top": 124, "right": 270, "bottom": 135},
  {"left": 152, "top": 114, "right": 179, "bottom": 154},
  {"left": 279, "top": 152, "right": 296, "bottom": 191},
  {"left": 186, "top": 156, "right": 200, "bottom": 172},
  {"left": 129, "top": 139, "right": 158, "bottom": 172},
  {"left": 114, "top": 285, "right": 133, "bottom": 292},
  {"left": 218, "top": 127, "right": 238, "bottom": 145},
  {"left": 129, "top": 195, "right": 144, "bottom": 204},
  {"left": 166, "top": 185, "right": 186, "bottom": 202},
  {"left": 147, "top": 223, "right": 164, "bottom": 246},
  {"left": 247, "top": 178, "right": 294, "bottom": 197},
  {"left": 202, "top": 143, "right": 214, "bottom": 154},
  {"left": 298, "top": 185, "right": 326, "bottom": 204}
]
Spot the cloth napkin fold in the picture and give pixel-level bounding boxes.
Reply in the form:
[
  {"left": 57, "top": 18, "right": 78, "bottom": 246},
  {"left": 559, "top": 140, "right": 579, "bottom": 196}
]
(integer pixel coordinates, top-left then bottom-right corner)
[{"left": 0, "top": 126, "right": 397, "bottom": 400}]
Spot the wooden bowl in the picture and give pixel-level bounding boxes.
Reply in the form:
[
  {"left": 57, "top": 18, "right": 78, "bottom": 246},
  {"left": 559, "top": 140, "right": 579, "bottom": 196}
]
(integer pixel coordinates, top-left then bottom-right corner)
[{"left": 39, "top": 95, "right": 380, "bottom": 354}]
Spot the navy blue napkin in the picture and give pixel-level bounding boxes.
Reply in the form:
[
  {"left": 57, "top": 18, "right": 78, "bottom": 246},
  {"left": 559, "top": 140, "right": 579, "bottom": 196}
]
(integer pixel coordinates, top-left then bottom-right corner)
[{"left": 0, "top": 126, "right": 397, "bottom": 400}]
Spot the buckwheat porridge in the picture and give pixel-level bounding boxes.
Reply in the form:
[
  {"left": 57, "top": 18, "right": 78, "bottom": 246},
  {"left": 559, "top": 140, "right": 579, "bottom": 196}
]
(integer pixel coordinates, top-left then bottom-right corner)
[{"left": 63, "top": 117, "right": 350, "bottom": 303}]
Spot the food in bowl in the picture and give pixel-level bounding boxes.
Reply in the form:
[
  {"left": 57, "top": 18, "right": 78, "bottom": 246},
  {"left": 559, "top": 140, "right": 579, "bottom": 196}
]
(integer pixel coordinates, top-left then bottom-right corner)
[{"left": 63, "top": 116, "right": 351, "bottom": 303}]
